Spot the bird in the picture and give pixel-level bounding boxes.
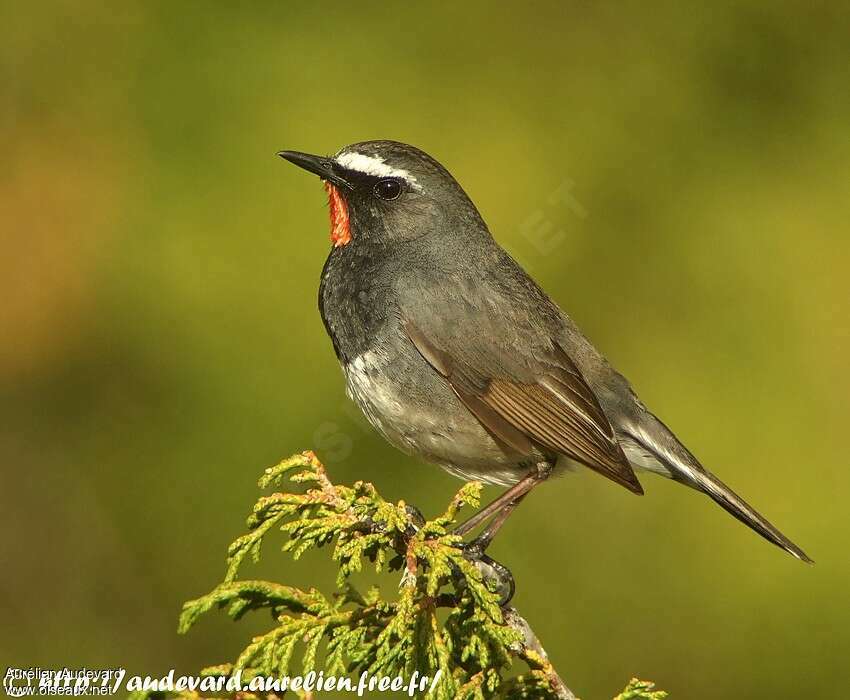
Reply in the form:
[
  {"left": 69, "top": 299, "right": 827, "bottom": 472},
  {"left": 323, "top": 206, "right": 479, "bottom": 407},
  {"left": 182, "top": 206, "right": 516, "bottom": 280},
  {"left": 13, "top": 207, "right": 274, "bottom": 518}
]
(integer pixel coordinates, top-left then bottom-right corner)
[{"left": 278, "top": 140, "right": 812, "bottom": 567}]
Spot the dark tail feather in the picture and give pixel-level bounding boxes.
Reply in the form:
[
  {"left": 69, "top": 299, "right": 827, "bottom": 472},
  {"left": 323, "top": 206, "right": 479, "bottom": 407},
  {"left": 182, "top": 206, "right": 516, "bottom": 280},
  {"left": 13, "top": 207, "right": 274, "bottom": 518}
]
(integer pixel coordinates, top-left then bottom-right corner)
[{"left": 689, "top": 469, "right": 813, "bottom": 563}]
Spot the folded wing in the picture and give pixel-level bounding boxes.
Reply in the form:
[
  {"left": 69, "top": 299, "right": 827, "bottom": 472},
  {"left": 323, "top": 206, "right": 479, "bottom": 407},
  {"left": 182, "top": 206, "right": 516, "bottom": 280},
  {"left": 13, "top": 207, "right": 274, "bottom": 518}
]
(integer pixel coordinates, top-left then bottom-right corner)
[{"left": 404, "top": 320, "right": 643, "bottom": 494}]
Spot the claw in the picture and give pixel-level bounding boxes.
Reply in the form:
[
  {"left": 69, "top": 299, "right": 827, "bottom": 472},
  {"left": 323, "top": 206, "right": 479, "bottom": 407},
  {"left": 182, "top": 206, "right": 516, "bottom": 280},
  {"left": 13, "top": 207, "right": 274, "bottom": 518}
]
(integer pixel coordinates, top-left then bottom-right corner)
[
  {"left": 404, "top": 503, "right": 426, "bottom": 529},
  {"left": 459, "top": 539, "right": 516, "bottom": 607}
]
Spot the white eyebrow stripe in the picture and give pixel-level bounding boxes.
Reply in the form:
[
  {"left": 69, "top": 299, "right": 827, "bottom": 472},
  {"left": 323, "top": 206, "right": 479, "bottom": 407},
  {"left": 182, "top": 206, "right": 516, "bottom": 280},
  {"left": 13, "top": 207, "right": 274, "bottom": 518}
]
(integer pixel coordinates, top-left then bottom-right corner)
[{"left": 335, "top": 152, "right": 419, "bottom": 186}]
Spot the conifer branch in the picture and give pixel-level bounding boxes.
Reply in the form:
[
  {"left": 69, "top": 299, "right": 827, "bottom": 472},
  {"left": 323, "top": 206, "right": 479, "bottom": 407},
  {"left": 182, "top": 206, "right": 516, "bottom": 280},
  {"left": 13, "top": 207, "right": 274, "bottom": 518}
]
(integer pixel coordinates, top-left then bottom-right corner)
[{"left": 144, "top": 451, "right": 665, "bottom": 699}]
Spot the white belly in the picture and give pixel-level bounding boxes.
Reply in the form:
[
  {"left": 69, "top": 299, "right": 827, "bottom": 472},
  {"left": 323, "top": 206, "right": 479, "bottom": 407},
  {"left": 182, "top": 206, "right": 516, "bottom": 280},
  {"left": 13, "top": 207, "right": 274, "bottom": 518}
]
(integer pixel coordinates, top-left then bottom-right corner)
[{"left": 342, "top": 350, "right": 534, "bottom": 485}]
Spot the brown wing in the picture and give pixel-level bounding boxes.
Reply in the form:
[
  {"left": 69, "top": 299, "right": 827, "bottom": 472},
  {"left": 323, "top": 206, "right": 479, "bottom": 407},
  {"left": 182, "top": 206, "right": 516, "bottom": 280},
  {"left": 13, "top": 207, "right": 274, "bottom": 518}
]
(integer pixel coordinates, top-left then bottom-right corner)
[{"left": 404, "top": 321, "right": 643, "bottom": 494}]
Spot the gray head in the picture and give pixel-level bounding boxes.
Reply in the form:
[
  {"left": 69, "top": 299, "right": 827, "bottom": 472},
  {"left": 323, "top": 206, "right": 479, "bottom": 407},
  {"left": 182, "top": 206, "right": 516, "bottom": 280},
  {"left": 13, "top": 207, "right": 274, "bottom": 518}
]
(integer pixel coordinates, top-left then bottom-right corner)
[{"left": 279, "top": 141, "right": 487, "bottom": 248}]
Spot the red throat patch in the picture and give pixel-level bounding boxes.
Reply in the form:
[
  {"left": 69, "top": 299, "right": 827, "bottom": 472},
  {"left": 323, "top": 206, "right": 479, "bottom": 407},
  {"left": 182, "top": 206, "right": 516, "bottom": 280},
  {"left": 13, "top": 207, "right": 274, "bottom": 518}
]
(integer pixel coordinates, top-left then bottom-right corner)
[{"left": 324, "top": 181, "right": 351, "bottom": 247}]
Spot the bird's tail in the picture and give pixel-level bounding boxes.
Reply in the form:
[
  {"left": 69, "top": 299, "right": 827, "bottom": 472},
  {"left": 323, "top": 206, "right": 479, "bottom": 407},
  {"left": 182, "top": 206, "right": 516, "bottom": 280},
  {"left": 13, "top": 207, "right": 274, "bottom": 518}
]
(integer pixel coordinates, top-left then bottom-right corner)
[{"left": 688, "top": 468, "right": 813, "bottom": 563}]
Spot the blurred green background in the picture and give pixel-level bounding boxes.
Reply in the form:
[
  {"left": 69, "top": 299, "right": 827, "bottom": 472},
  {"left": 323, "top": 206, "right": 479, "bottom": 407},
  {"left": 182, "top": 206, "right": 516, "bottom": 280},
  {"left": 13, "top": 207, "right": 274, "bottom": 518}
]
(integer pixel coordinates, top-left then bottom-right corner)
[{"left": 2, "top": 1, "right": 848, "bottom": 697}]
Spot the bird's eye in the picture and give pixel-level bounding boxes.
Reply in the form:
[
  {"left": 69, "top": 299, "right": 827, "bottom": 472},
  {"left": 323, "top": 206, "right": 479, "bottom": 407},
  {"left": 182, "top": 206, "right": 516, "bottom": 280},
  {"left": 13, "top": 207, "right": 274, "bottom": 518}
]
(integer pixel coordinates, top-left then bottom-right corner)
[{"left": 373, "top": 178, "right": 402, "bottom": 201}]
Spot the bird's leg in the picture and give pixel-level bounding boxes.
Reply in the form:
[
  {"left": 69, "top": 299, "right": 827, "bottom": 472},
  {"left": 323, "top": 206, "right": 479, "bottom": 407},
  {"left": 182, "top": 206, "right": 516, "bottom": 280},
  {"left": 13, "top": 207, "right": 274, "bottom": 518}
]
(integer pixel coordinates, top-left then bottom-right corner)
[
  {"left": 454, "top": 460, "right": 553, "bottom": 540},
  {"left": 452, "top": 461, "right": 553, "bottom": 607},
  {"left": 453, "top": 472, "right": 538, "bottom": 537},
  {"left": 466, "top": 492, "right": 528, "bottom": 552},
  {"left": 458, "top": 497, "right": 528, "bottom": 607}
]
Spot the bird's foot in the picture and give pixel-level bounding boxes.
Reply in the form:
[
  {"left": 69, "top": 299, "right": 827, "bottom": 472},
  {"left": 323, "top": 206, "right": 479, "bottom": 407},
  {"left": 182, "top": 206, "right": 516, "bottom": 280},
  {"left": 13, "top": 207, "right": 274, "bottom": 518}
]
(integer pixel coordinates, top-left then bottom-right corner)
[
  {"left": 355, "top": 503, "right": 425, "bottom": 537},
  {"left": 404, "top": 503, "right": 426, "bottom": 531},
  {"left": 458, "top": 538, "right": 516, "bottom": 607}
]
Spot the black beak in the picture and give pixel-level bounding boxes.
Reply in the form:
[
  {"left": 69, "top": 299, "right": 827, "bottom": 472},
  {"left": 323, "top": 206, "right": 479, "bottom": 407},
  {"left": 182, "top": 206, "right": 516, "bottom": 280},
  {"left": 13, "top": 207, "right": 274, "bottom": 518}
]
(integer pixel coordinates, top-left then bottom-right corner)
[{"left": 277, "top": 150, "right": 354, "bottom": 190}]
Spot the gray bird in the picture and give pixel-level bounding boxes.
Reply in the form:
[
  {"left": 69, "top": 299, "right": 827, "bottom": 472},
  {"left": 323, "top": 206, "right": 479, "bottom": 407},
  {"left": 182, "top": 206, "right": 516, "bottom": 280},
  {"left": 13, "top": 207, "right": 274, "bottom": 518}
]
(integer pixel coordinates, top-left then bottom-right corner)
[{"left": 279, "top": 140, "right": 811, "bottom": 566}]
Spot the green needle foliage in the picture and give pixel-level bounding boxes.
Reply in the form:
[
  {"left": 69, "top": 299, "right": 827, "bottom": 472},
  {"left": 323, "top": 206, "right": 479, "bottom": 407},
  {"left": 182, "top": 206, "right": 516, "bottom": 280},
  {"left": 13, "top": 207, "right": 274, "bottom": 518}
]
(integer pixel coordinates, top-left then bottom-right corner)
[{"left": 158, "top": 451, "right": 665, "bottom": 699}]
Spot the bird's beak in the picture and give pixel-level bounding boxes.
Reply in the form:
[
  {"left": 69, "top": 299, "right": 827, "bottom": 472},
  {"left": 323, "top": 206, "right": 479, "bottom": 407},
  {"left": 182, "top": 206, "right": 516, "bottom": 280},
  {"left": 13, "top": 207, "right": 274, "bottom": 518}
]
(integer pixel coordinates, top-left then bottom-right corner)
[{"left": 277, "top": 150, "right": 354, "bottom": 190}]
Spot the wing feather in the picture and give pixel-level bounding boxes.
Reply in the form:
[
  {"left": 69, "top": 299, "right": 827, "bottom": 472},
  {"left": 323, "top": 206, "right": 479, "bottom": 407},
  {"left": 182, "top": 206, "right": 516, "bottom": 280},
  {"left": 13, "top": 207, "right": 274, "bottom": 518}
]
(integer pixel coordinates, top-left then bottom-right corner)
[{"left": 404, "top": 320, "right": 642, "bottom": 494}]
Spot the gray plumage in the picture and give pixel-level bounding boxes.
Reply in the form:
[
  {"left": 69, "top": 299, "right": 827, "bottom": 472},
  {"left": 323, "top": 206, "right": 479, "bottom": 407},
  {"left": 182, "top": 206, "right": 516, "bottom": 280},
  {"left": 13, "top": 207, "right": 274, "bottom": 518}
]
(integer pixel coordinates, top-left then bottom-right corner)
[{"left": 281, "top": 140, "right": 812, "bottom": 564}]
